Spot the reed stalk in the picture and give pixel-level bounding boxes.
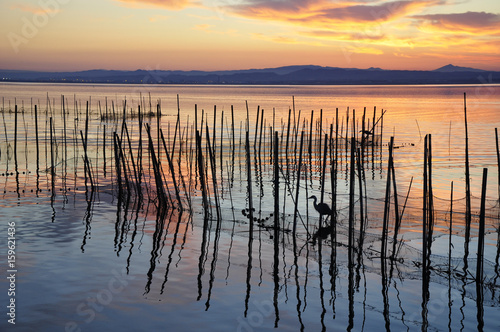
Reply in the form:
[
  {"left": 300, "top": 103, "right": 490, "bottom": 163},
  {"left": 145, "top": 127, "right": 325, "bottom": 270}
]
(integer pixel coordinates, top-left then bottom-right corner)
[
  {"left": 449, "top": 181, "right": 453, "bottom": 272},
  {"left": 124, "top": 122, "right": 140, "bottom": 195},
  {"left": 35, "top": 105, "right": 39, "bottom": 176},
  {"left": 114, "top": 132, "right": 130, "bottom": 195},
  {"left": 319, "top": 134, "right": 328, "bottom": 228},
  {"left": 206, "top": 127, "right": 220, "bottom": 220},
  {"left": 145, "top": 124, "right": 166, "bottom": 205},
  {"left": 50, "top": 117, "right": 55, "bottom": 192},
  {"left": 477, "top": 168, "right": 488, "bottom": 283},
  {"left": 246, "top": 131, "right": 254, "bottom": 238},
  {"left": 382, "top": 137, "right": 394, "bottom": 259},
  {"left": 356, "top": 147, "right": 365, "bottom": 255},
  {"left": 348, "top": 137, "right": 355, "bottom": 264},
  {"left": 423, "top": 135, "right": 428, "bottom": 273},
  {"left": 427, "top": 135, "right": 434, "bottom": 258},
  {"left": 293, "top": 131, "right": 305, "bottom": 239},
  {"left": 464, "top": 93, "right": 472, "bottom": 262},
  {"left": 196, "top": 130, "right": 209, "bottom": 217},
  {"left": 285, "top": 108, "right": 291, "bottom": 181},
  {"left": 495, "top": 128, "right": 499, "bottom": 205},
  {"left": 390, "top": 139, "right": 401, "bottom": 260},
  {"left": 14, "top": 105, "right": 18, "bottom": 167},
  {"left": 273, "top": 130, "right": 279, "bottom": 258}
]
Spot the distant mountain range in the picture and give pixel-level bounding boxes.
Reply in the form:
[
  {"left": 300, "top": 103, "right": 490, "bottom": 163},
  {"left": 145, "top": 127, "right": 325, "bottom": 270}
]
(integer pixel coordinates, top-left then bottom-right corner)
[{"left": 0, "top": 64, "right": 498, "bottom": 85}]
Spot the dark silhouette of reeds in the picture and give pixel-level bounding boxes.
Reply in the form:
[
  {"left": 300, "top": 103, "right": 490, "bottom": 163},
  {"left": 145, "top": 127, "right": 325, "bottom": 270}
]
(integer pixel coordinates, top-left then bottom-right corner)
[
  {"left": 196, "top": 130, "right": 209, "bottom": 217},
  {"left": 245, "top": 130, "right": 254, "bottom": 235},
  {"left": 206, "top": 127, "right": 221, "bottom": 220},
  {"left": 14, "top": 105, "right": 18, "bottom": 168},
  {"left": 422, "top": 133, "right": 433, "bottom": 319},
  {"left": 293, "top": 131, "right": 305, "bottom": 239},
  {"left": 449, "top": 181, "right": 454, "bottom": 272},
  {"left": 5, "top": 92, "right": 500, "bottom": 332},
  {"left": 477, "top": 168, "right": 488, "bottom": 330},
  {"left": 161, "top": 129, "right": 183, "bottom": 211},
  {"left": 495, "top": 128, "right": 500, "bottom": 277},
  {"left": 477, "top": 168, "right": 488, "bottom": 281},
  {"left": 348, "top": 137, "right": 356, "bottom": 266},
  {"left": 145, "top": 124, "right": 167, "bottom": 205},
  {"left": 382, "top": 136, "right": 394, "bottom": 259},
  {"left": 464, "top": 93, "right": 472, "bottom": 266},
  {"left": 496, "top": 127, "right": 500, "bottom": 208}
]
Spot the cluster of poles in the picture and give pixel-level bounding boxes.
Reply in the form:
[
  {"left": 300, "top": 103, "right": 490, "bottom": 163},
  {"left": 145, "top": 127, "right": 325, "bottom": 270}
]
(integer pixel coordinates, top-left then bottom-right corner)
[{"left": 1, "top": 92, "right": 500, "bottom": 329}]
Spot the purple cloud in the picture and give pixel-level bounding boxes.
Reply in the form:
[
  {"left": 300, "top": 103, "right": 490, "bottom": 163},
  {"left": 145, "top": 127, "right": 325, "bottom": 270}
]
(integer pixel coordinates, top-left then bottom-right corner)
[
  {"left": 413, "top": 11, "right": 500, "bottom": 30},
  {"left": 228, "top": 0, "right": 445, "bottom": 24}
]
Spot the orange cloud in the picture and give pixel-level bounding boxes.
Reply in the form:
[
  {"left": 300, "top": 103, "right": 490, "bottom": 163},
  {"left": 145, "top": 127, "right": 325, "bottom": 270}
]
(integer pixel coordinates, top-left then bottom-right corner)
[
  {"left": 227, "top": 0, "right": 446, "bottom": 26},
  {"left": 251, "top": 33, "right": 301, "bottom": 45},
  {"left": 193, "top": 24, "right": 212, "bottom": 31},
  {"left": 10, "top": 4, "right": 60, "bottom": 15},
  {"left": 221, "top": 0, "right": 447, "bottom": 49},
  {"left": 115, "top": 0, "right": 198, "bottom": 10}
]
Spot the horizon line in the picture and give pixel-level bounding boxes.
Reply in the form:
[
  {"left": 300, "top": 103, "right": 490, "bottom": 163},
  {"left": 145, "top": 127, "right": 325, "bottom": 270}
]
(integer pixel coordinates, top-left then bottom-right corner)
[{"left": 2, "top": 63, "right": 499, "bottom": 73}]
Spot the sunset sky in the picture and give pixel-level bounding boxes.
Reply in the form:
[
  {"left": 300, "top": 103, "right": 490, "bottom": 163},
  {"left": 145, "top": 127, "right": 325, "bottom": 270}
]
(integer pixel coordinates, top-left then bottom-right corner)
[{"left": 1, "top": 0, "right": 499, "bottom": 71}]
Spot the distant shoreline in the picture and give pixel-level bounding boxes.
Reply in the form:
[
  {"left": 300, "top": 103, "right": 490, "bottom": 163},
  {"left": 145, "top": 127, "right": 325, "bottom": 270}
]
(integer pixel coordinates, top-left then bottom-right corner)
[
  {"left": 1, "top": 64, "right": 498, "bottom": 86},
  {"left": 1, "top": 81, "right": 499, "bottom": 87}
]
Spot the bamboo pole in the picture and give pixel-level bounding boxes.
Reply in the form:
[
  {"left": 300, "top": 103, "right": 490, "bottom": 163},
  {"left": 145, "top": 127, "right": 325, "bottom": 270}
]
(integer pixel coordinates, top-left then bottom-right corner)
[
  {"left": 390, "top": 138, "right": 401, "bottom": 260},
  {"left": 145, "top": 124, "right": 166, "bottom": 205},
  {"left": 206, "top": 127, "right": 221, "bottom": 220},
  {"left": 356, "top": 147, "right": 365, "bottom": 255},
  {"left": 464, "top": 93, "right": 472, "bottom": 261},
  {"left": 477, "top": 168, "right": 488, "bottom": 283},
  {"left": 50, "top": 117, "right": 55, "bottom": 191},
  {"left": 423, "top": 135, "right": 428, "bottom": 274},
  {"left": 293, "top": 131, "right": 305, "bottom": 239},
  {"left": 103, "top": 125, "right": 107, "bottom": 177},
  {"left": 14, "top": 105, "right": 18, "bottom": 167},
  {"left": 320, "top": 133, "right": 328, "bottom": 230},
  {"left": 273, "top": 130, "right": 279, "bottom": 255},
  {"left": 285, "top": 108, "right": 291, "bottom": 181},
  {"left": 35, "top": 105, "right": 40, "bottom": 178},
  {"left": 124, "top": 122, "right": 140, "bottom": 195},
  {"left": 382, "top": 137, "right": 394, "bottom": 259},
  {"left": 427, "top": 134, "right": 434, "bottom": 258},
  {"left": 246, "top": 131, "right": 254, "bottom": 238},
  {"left": 113, "top": 132, "right": 123, "bottom": 198},
  {"left": 196, "top": 130, "right": 209, "bottom": 217},
  {"left": 495, "top": 128, "right": 499, "bottom": 206},
  {"left": 348, "top": 137, "right": 355, "bottom": 264}
]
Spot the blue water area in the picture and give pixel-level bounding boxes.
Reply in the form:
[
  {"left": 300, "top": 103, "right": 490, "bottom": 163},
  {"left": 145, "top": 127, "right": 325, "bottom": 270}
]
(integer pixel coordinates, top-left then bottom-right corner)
[{"left": 0, "top": 190, "right": 499, "bottom": 331}]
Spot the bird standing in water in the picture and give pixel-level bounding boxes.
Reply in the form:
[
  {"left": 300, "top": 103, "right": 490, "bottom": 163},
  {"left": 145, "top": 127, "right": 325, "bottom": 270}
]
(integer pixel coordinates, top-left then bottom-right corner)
[
  {"left": 308, "top": 195, "right": 334, "bottom": 245},
  {"left": 308, "top": 195, "right": 333, "bottom": 221}
]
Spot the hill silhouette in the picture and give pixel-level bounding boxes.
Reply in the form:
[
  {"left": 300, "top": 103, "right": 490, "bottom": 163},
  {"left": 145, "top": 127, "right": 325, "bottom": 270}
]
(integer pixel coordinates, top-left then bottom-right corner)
[{"left": 1, "top": 65, "right": 497, "bottom": 85}]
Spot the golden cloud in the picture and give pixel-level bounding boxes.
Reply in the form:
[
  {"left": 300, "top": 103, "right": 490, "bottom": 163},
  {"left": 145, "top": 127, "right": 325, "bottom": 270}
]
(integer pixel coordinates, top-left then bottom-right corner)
[
  {"left": 250, "top": 32, "right": 327, "bottom": 46},
  {"left": 221, "top": 0, "right": 449, "bottom": 50},
  {"left": 193, "top": 24, "right": 213, "bottom": 31},
  {"left": 115, "top": 0, "right": 199, "bottom": 10},
  {"left": 227, "top": 0, "right": 446, "bottom": 26},
  {"left": 10, "top": 4, "right": 60, "bottom": 15}
]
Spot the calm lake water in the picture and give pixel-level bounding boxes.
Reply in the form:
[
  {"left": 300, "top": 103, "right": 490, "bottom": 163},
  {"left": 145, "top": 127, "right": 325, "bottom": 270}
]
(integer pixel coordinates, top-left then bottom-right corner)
[{"left": 0, "top": 83, "right": 499, "bottom": 331}]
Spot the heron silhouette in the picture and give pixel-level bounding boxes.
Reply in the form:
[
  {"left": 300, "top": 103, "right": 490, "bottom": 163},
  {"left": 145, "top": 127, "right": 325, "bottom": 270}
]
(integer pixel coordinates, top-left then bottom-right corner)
[
  {"left": 308, "top": 195, "right": 334, "bottom": 245},
  {"left": 308, "top": 195, "right": 333, "bottom": 220}
]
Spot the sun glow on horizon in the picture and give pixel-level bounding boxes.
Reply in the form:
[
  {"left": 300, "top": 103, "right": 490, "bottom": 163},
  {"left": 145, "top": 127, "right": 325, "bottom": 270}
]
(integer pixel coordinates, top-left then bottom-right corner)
[{"left": 0, "top": 0, "right": 499, "bottom": 72}]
